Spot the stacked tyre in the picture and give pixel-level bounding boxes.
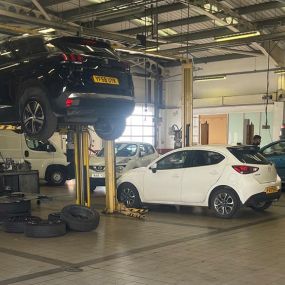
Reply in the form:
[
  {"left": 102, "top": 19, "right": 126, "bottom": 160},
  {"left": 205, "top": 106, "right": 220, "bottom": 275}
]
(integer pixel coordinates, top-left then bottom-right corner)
[{"left": 1, "top": 201, "right": 100, "bottom": 237}]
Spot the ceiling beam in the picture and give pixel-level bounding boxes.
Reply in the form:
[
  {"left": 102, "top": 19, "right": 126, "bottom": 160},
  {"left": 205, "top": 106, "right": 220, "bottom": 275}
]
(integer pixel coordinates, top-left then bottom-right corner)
[
  {"left": 37, "top": 0, "right": 70, "bottom": 7},
  {"left": 187, "top": 0, "right": 284, "bottom": 66},
  {"left": 82, "top": 2, "right": 187, "bottom": 27},
  {"left": 193, "top": 53, "right": 253, "bottom": 64},
  {"left": 120, "top": 1, "right": 285, "bottom": 35},
  {"left": 61, "top": 0, "right": 137, "bottom": 21},
  {"left": 158, "top": 16, "right": 285, "bottom": 44},
  {"left": 0, "top": 8, "right": 140, "bottom": 44},
  {"left": 159, "top": 31, "right": 285, "bottom": 55}
]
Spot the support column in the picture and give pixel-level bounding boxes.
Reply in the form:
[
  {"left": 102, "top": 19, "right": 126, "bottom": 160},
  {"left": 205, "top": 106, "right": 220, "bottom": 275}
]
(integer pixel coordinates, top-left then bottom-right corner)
[
  {"left": 181, "top": 60, "right": 193, "bottom": 147},
  {"left": 277, "top": 74, "right": 285, "bottom": 139},
  {"left": 104, "top": 140, "right": 116, "bottom": 213},
  {"left": 74, "top": 126, "right": 91, "bottom": 207}
]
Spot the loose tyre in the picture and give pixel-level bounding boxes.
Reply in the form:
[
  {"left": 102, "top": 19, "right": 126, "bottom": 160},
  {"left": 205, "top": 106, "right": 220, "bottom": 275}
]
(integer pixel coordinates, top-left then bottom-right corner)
[
  {"left": 48, "top": 212, "right": 62, "bottom": 222},
  {"left": 46, "top": 167, "right": 67, "bottom": 186},
  {"left": 250, "top": 201, "right": 272, "bottom": 212},
  {"left": 0, "top": 199, "right": 31, "bottom": 220},
  {"left": 210, "top": 188, "right": 240, "bottom": 218},
  {"left": 18, "top": 86, "right": 57, "bottom": 141},
  {"left": 25, "top": 220, "right": 66, "bottom": 238},
  {"left": 94, "top": 118, "right": 126, "bottom": 141},
  {"left": 118, "top": 183, "right": 142, "bottom": 208},
  {"left": 3, "top": 216, "right": 41, "bottom": 233},
  {"left": 61, "top": 205, "right": 100, "bottom": 232}
]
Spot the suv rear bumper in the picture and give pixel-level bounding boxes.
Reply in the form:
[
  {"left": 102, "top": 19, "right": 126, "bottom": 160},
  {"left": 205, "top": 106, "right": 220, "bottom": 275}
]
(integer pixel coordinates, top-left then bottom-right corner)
[
  {"left": 57, "top": 93, "right": 135, "bottom": 123},
  {"left": 244, "top": 190, "right": 281, "bottom": 206}
]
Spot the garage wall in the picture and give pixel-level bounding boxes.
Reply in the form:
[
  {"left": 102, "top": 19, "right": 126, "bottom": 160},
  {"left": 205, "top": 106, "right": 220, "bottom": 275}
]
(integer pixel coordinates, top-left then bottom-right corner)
[{"left": 159, "top": 56, "right": 283, "bottom": 150}]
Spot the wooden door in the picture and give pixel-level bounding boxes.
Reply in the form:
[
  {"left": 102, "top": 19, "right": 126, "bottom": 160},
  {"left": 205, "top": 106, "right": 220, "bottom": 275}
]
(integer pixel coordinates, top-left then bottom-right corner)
[{"left": 199, "top": 114, "right": 228, "bottom": 144}]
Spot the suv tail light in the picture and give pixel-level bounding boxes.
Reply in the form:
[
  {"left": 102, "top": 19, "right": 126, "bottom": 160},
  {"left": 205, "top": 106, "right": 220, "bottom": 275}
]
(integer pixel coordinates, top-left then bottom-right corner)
[
  {"left": 65, "top": 98, "right": 73, "bottom": 108},
  {"left": 232, "top": 165, "right": 259, "bottom": 174},
  {"left": 61, "top": 53, "right": 83, "bottom": 63}
]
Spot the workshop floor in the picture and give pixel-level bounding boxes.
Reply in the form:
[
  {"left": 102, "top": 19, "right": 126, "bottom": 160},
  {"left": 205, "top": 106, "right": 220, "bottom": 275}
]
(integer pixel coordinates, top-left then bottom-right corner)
[{"left": 1, "top": 181, "right": 285, "bottom": 285}]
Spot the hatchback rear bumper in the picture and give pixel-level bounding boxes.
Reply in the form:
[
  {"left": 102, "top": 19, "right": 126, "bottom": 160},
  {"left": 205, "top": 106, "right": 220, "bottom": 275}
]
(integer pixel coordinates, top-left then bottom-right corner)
[{"left": 244, "top": 190, "right": 281, "bottom": 206}]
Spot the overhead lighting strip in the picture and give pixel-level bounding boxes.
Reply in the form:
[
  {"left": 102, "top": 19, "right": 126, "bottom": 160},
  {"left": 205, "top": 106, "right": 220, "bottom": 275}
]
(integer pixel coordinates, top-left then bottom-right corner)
[
  {"left": 194, "top": 75, "right": 226, "bottom": 82},
  {"left": 215, "top": 31, "right": 261, "bottom": 42}
]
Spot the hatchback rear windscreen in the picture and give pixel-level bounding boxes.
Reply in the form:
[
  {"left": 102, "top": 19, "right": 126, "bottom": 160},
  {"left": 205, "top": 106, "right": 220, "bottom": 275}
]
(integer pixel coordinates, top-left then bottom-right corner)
[{"left": 227, "top": 147, "right": 270, "bottom": 165}]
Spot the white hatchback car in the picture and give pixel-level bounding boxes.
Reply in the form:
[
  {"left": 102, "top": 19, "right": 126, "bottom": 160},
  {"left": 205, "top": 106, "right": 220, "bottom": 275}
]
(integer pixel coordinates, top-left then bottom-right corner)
[
  {"left": 117, "top": 145, "right": 281, "bottom": 218},
  {"left": 89, "top": 142, "right": 159, "bottom": 188}
]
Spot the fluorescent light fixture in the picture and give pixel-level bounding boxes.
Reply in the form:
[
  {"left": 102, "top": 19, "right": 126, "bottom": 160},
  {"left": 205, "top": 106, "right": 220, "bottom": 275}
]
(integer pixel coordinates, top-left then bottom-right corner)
[
  {"left": 87, "top": 0, "right": 107, "bottom": 3},
  {"left": 195, "top": 75, "right": 226, "bottom": 82},
  {"left": 158, "top": 28, "right": 178, "bottom": 37},
  {"left": 275, "top": 69, "right": 285, "bottom": 75},
  {"left": 145, "top": 47, "right": 160, "bottom": 52},
  {"left": 38, "top": 28, "right": 55, "bottom": 34},
  {"left": 215, "top": 31, "right": 260, "bottom": 42},
  {"left": 115, "top": 48, "right": 176, "bottom": 60},
  {"left": 133, "top": 16, "right": 153, "bottom": 26},
  {"left": 204, "top": 3, "right": 219, "bottom": 12}
]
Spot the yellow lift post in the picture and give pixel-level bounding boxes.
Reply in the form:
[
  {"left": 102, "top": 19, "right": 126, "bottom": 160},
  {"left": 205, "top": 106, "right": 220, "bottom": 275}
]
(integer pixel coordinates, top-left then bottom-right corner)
[
  {"left": 73, "top": 125, "right": 91, "bottom": 207},
  {"left": 182, "top": 59, "right": 194, "bottom": 147},
  {"left": 73, "top": 126, "right": 117, "bottom": 212},
  {"left": 104, "top": 140, "right": 117, "bottom": 213}
]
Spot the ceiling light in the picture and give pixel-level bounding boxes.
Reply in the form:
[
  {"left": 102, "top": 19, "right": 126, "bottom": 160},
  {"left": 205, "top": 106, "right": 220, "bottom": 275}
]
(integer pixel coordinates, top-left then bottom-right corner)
[
  {"left": 194, "top": 75, "right": 226, "bottom": 82},
  {"left": 133, "top": 16, "right": 153, "bottom": 26},
  {"left": 275, "top": 69, "right": 285, "bottom": 75},
  {"left": 145, "top": 47, "right": 160, "bottom": 52},
  {"left": 38, "top": 28, "right": 55, "bottom": 34},
  {"left": 87, "top": 0, "right": 107, "bottom": 3},
  {"left": 115, "top": 48, "right": 176, "bottom": 60},
  {"left": 215, "top": 31, "right": 260, "bottom": 42},
  {"left": 204, "top": 3, "right": 219, "bottom": 12}
]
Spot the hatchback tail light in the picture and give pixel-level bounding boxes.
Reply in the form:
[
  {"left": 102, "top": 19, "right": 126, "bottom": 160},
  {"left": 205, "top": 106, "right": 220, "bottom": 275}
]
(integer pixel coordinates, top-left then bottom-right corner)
[
  {"left": 61, "top": 53, "right": 83, "bottom": 63},
  {"left": 232, "top": 165, "right": 259, "bottom": 174}
]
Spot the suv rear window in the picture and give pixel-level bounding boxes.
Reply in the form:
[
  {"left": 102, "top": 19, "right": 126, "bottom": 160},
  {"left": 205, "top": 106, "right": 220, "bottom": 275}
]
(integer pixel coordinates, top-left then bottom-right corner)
[
  {"left": 227, "top": 147, "right": 269, "bottom": 165},
  {"left": 50, "top": 37, "right": 117, "bottom": 59}
]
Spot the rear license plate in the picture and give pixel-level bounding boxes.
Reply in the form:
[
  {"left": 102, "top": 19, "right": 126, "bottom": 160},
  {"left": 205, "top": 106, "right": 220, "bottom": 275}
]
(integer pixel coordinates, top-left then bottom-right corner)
[
  {"left": 92, "top": 75, "right": 119, "bottom": 85},
  {"left": 265, "top": 186, "right": 278, "bottom": 194}
]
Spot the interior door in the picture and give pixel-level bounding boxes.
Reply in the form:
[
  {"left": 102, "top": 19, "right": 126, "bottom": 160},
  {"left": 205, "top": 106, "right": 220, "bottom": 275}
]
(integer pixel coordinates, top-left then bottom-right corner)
[
  {"left": 181, "top": 150, "right": 226, "bottom": 204},
  {"left": 143, "top": 151, "right": 188, "bottom": 203}
]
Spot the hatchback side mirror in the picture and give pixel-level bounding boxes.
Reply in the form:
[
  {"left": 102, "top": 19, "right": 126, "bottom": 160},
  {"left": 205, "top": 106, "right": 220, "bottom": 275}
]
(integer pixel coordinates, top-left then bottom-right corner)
[{"left": 150, "top": 163, "right": 157, "bottom": 173}]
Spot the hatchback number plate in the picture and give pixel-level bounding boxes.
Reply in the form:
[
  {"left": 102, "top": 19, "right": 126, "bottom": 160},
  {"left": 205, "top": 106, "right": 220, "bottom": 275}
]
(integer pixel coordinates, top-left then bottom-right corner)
[
  {"left": 92, "top": 75, "right": 119, "bottom": 85},
  {"left": 265, "top": 186, "right": 278, "bottom": 194}
]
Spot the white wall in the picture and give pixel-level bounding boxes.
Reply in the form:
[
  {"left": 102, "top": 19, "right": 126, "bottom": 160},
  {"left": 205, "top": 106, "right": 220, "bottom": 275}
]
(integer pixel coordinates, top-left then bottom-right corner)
[{"left": 159, "top": 55, "right": 283, "bottom": 149}]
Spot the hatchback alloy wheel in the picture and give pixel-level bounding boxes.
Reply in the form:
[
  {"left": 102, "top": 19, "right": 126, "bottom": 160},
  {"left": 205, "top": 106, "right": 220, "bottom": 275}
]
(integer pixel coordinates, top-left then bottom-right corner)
[
  {"left": 23, "top": 100, "right": 45, "bottom": 135},
  {"left": 120, "top": 187, "right": 136, "bottom": 207},
  {"left": 213, "top": 192, "right": 235, "bottom": 216}
]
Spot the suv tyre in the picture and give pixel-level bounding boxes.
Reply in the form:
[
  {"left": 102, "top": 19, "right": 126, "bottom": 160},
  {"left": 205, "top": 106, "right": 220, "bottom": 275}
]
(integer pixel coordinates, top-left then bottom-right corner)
[{"left": 19, "top": 87, "right": 57, "bottom": 141}]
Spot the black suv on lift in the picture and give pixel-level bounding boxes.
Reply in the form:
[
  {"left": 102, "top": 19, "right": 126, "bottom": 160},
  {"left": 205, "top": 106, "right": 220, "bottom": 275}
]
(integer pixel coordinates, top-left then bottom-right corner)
[{"left": 0, "top": 35, "right": 134, "bottom": 140}]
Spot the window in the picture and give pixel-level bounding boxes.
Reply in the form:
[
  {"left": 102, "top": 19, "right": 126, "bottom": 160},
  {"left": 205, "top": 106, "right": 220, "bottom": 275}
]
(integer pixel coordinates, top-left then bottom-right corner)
[
  {"left": 26, "top": 138, "right": 55, "bottom": 152},
  {"left": 157, "top": 151, "right": 188, "bottom": 170},
  {"left": 0, "top": 44, "right": 14, "bottom": 65},
  {"left": 97, "top": 143, "right": 138, "bottom": 157},
  {"left": 145, "top": 144, "right": 155, "bottom": 155},
  {"left": 192, "top": 150, "right": 225, "bottom": 167},
  {"left": 228, "top": 147, "right": 269, "bottom": 165},
  {"left": 117, "top": 104, "right": 155, "bottom": 145},
  {"left": 11, "top": 37, "right": 47, "bottom": 58},
  {"left": 262, "top": 142, "right": 285, "bottom": 156},
  {"left": 139, "top": 144, "right": 147, "bottom": 156}
]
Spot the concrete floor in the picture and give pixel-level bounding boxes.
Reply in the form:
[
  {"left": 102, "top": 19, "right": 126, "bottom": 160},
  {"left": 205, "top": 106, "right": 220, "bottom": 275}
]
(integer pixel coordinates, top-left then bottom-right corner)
[{"left": 1, "top": 181, "right": 285, "bottom": 285}]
